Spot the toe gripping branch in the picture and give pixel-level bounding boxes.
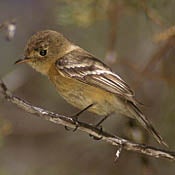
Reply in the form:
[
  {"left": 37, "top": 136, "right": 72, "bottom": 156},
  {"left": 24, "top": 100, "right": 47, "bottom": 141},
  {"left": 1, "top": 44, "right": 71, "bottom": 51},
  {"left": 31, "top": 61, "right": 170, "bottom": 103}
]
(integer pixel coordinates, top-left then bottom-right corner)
[{"left": 65, "top": 104, "right": 94, "bottom": 132}]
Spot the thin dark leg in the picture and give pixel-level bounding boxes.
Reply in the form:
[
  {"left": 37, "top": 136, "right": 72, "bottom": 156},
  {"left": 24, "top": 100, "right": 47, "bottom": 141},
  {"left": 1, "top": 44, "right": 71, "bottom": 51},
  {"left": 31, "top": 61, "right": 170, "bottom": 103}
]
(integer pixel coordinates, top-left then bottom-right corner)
[
  {"left": 71, "top": 103, "right": 94, "bottom": 120},
  {"left": 95, "top": 115, "right": 110, "bottom": 127},
  {"left": 90, "top": 114, "right": 111, "bottom": 140},
  {"left": 65, "top": 104, "right": 94, "bottom": 131}
]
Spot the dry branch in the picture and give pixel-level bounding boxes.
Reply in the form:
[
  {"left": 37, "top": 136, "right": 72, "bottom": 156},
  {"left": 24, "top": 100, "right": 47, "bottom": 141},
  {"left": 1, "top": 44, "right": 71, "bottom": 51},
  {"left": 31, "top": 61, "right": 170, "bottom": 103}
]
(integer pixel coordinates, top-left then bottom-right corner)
[{"left": 0, "top": 79, "right": 175, "bottom": 161}]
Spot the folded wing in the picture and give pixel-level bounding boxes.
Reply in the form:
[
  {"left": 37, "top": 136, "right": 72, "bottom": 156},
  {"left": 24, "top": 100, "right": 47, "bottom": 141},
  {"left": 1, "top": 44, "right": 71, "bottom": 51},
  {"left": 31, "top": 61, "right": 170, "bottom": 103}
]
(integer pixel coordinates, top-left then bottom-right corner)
[
  {"left": 55, "top": 48, "right": 134, "bottom": 101},
  {"left": 55, "top": 48, "right": 167, "bottom": 146}
]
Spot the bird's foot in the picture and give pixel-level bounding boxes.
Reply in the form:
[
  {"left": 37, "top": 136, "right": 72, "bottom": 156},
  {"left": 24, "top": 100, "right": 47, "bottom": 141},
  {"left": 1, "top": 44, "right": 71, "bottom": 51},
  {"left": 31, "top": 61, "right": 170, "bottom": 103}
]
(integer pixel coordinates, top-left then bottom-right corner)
[
  {"left": 89, "top": 115, "right": 110, "bottom": 140},
  {"left": 65, "top": 104, "right": 94, "bottom": 132},
  {"left": 65, "top": 115, "right": 79, "bottom": 132},
  {"left": 89, "top": 124, "right": 103, "bottom": 140}
]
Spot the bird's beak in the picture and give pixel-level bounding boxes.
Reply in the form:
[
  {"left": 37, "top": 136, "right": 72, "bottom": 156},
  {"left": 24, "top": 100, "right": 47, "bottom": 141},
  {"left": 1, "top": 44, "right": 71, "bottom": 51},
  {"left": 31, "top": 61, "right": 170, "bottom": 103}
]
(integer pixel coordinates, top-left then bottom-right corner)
[{"left": 15, "top": 57, "right": 32, "bottom": 64}]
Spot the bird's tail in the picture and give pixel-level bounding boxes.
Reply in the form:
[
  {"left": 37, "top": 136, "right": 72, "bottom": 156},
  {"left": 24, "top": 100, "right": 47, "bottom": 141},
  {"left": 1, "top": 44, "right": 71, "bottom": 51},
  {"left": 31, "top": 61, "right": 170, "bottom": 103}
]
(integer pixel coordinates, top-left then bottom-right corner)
[{"left": 127, "top": 101, "right": 168, "bottom": 147}]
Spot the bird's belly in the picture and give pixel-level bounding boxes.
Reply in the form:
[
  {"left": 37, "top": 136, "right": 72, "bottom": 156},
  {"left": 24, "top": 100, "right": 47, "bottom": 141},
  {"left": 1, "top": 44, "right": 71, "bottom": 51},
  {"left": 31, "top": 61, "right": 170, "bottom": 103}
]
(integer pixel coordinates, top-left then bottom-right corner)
[{"left": 50, "top": 74, "right": 119, "bottom": 116}]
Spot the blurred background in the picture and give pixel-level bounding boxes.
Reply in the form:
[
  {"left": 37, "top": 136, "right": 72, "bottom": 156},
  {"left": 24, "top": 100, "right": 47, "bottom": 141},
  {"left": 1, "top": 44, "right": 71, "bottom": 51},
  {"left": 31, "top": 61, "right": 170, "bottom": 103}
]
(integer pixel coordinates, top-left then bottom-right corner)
[{"left": 0, "top": 0, "right": 175, "bottom": 174}]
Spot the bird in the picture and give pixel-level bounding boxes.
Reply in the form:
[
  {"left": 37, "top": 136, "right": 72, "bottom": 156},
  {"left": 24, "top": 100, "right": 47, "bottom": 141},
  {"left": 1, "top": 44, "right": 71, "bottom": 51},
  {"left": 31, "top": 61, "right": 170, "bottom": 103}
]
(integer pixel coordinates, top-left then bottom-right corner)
[{"left": 15, "top": 30, "right": 167, "bottom": 146}]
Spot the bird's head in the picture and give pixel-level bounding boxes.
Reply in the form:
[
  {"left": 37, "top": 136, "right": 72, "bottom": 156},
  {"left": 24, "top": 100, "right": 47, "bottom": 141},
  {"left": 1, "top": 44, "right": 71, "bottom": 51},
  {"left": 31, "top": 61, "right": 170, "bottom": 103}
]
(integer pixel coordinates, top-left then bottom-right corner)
[{"left": 15, "top": 30, "right": 74, "bottom": 75}]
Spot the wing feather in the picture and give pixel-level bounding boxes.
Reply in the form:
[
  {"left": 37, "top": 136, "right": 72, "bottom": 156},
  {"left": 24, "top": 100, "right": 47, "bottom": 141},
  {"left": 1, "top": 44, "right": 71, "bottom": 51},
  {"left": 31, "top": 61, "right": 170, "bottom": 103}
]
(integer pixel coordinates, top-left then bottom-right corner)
[
  {"left": 55, "top": 48, "right": 167, "bottom": 146},
  {"left": 56, "top": 49, "right": 134, "bottom": 100}
]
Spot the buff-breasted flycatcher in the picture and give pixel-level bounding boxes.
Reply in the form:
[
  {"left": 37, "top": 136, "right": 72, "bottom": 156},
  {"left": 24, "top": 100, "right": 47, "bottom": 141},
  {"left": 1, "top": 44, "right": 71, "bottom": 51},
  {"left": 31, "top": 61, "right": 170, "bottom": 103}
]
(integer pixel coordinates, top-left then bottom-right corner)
[{"left": 15, "top": 30, "right": 167, "bottom": 146}]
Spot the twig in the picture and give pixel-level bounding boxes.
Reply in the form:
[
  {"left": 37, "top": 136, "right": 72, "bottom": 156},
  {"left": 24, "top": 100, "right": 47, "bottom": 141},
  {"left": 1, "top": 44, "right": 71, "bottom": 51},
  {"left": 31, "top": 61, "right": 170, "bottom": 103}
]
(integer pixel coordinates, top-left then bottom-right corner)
[
  {"left": 0, "top": 79, "right": 175, "bottom": 161},
  {"left": 153, "top": 25, "right": 175, "bottom": 43},
  {"left": 140, "top": 0, "right": 164, "bottom": 26},
  {"left": 105, "top": 1, "right": 123, "bottom": 64}
]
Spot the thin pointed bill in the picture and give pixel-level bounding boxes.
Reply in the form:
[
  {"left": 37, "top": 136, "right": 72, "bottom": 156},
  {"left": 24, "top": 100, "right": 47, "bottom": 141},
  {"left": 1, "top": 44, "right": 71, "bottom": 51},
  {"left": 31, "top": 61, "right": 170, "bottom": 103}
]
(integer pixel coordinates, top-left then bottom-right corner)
[{"left": 15, "top": 57, "right": 32, "bottom": 64}]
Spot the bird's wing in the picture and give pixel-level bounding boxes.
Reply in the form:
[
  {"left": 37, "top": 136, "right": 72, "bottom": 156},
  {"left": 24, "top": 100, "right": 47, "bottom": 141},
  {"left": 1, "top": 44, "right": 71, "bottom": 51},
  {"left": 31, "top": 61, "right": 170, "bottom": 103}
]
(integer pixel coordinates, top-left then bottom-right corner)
[
  {"left": 55, "top": 48, "right": 167, "bottom": 146},
  {"left": 55, "top": 48, "right": 134, "bottom": 100}
]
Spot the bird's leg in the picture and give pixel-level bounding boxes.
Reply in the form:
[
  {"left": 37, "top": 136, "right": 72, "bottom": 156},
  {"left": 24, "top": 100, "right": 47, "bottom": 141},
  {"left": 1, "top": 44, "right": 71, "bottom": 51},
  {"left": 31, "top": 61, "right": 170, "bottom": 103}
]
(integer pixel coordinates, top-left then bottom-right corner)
[
  {"left": 71, "top": 103, "right": 94, "bottom": 121},
  {"left": 65, "top": 104, "right": 94, "bottom": 131},
  {"left": 89, "top": 114, "right": 111, "bottom": 140},
  {"left": 94, "top": 115, "right": 110, "bottom": 127}
]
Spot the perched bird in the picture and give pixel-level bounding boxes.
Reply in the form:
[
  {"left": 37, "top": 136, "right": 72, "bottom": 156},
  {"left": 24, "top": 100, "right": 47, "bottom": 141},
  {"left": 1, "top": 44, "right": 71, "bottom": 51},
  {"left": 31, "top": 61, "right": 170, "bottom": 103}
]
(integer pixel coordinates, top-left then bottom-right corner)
[{"left": 15, "top": 30, "right": 167, "bottom": 146}]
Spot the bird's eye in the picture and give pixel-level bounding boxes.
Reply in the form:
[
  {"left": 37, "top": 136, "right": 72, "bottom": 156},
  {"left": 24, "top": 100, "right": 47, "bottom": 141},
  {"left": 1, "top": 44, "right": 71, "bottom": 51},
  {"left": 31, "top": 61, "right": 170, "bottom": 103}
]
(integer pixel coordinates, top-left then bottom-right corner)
[{"left": 39, "top": 50, "right": 47, "bottom": 56}]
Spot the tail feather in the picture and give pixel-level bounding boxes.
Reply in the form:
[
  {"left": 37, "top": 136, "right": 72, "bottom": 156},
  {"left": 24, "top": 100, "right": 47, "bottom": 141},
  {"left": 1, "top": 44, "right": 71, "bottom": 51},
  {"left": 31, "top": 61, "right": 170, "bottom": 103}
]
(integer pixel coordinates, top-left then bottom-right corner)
[{"left": 127, "top": 101, "right": 168, "bottom": 147}]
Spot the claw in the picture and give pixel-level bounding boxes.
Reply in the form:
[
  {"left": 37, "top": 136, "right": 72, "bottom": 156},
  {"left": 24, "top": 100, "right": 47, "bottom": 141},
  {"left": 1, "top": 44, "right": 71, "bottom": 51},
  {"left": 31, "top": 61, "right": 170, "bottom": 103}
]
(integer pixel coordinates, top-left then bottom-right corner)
[
  {"left": 88, "top": 114, "right": 110, "bottom": 140},
  {"left": 65, "top": 126, "right": 71, "bottom": 131},
  {"left": 64, "top": 125, "right": 79, "bottom": 132},
  {"left": 65, "top": 104, "right": 94, "bottom": 132},
  {"left": 90, "top": 135, "right": 103, "bottom": 140},
  {"left": 89, "top": 125, "right": 103, "bottom": 140},
  {"left": 72, "top": 124, "right": 79, "bottom": 132},
  {"left": 64, "top": 116, "right": 79, "bottom": 132},
  {"left": 71, "top": 116, "right": 79, "bottom": 131}
]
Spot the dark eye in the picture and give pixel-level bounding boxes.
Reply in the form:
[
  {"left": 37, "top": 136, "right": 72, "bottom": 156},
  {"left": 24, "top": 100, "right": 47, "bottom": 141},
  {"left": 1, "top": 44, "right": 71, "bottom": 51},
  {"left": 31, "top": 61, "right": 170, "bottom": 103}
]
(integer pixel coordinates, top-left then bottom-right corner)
[{"left": 39, "top": 50, "right": 47, "bottom": 56}]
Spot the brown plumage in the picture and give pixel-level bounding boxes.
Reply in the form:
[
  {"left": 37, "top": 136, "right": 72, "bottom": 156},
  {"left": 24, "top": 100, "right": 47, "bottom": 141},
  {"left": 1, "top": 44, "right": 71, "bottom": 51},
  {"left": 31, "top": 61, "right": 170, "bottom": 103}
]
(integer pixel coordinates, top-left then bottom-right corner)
[{"left": 15, "top": 30, "right": 167, "bottom": 146}]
